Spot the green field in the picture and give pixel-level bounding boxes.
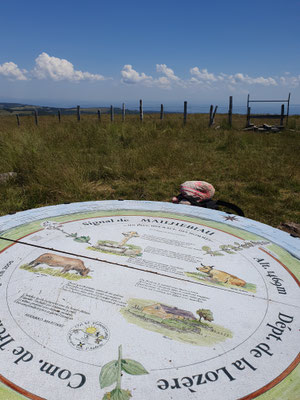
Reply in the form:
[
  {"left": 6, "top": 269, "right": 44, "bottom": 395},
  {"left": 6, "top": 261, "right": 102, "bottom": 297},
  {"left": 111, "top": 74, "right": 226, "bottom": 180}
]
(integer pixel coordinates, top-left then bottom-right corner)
[{"left": 0, "top": 113, "right": 299, "bottom": 227}]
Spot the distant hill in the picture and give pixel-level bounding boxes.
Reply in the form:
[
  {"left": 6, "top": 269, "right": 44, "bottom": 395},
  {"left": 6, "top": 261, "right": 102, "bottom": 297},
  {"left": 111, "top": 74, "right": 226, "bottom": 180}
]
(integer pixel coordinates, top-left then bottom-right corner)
[{"left": 0, "top": 103, "right": 139, "bottom": 116}]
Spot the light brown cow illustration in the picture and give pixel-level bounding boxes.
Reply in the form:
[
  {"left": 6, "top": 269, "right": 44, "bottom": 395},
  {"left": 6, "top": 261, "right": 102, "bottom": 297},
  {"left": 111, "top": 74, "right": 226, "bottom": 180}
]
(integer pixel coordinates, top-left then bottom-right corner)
[
  {"left": 197, "top": 263, "right": 246, "bottom": 287},
  {"left": 29, "top": 253, "right": 90, "bottom": 276}
]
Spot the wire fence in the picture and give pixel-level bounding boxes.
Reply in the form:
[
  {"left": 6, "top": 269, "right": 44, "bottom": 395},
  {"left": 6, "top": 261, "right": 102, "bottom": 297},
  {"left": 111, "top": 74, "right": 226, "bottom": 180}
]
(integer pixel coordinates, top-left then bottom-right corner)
[
  {"left": 126, "top": 103, "right": 300, "bottom": 115},
  {"left": 1, "top": 96, "right": 299, "bottom": 129}
]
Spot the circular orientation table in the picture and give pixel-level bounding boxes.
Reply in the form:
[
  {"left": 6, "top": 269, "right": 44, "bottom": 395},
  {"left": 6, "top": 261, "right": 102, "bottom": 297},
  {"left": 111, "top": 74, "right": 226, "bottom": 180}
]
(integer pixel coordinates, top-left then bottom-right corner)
[{"left": 0, "top": 200, "right": 299, "bottom": 400}]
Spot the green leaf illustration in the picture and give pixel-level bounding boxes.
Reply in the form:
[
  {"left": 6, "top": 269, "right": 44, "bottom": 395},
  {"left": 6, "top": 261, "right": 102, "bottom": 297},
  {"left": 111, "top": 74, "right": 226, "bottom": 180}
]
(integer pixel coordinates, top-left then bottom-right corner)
[
  {"left": 121, "top": 359, "right": 148, "bottom": 375},
  {"left": 110, "top": 388, "right": 132, "bottom": 400},
  {"left": 74, "top": 236, "right": 91, "bottom": 243},
  {"left": 99, "top": 360, "right": 118, "bottom": 388}
]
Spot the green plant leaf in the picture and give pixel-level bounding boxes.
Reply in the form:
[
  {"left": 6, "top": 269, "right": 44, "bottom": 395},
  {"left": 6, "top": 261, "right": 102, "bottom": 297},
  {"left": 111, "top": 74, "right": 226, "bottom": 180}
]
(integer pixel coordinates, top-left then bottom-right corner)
[
  {"left": 74, "top": 235, "right": 91, "bottom": 243},
  {"left": 121, "top": 359, "right": 148, "bottom": 375},
  {"left": 110, "top": 388, "right": 132, "bottom": 400},
  {"left": 99, "top": 360, "right": 118, "bottom": 388}
]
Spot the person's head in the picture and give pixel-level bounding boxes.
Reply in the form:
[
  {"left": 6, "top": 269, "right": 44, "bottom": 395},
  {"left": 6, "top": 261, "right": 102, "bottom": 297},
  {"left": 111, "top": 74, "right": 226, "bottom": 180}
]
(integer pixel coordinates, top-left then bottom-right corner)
[{"left": 172, "top": 181, "right": 215, "bottom": 205}]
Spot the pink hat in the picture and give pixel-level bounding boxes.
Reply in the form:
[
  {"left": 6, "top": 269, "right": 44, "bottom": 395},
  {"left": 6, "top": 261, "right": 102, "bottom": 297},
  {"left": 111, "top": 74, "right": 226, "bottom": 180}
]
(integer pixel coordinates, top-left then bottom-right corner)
[{"left": 180, "top": 181, "right": 215, "bottom": 202}]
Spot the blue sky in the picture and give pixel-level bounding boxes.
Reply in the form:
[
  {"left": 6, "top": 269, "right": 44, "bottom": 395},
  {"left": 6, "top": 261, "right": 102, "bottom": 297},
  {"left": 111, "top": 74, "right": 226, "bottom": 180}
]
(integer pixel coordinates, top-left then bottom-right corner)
[{"left": 0, "top": 0, "right": 299, "bottom": 111}]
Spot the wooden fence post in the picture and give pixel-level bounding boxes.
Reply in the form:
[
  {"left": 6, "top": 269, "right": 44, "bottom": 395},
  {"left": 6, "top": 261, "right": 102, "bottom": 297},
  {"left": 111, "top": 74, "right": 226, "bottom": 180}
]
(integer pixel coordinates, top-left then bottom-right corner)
[
  {"left": 98, "top": 109, "right": 101, "bottom": 122},
  {"left": 209, "top": 105, "right": 213, "bottom": 126},
  {"left": 122, "top": 103, "right": 125, "bottom": 122},
  {"left": 183, "top": 101, "right": 187, "bottom": 125},
  {"left": 34, "top": 109, "right": 38, "bottom": 126},
  {"left": 139, "top": 99, "right": 143, "bottom": 122},
  {"left": 77, "top": 105, "right": 80, "bottom": 122},
  {"left": 246, "top": 107, "right": 251, "bottom": 127},
  {"left": 16, "top": 114, "right": 20, "bottom": 126},
  {"left": 160, "top": 104, "right": 164, "bottom": 120},
  {"left": 213, "top": 106, "right": 218, "bottom": 124},
  {"left": 280, "top": 104, "right": 285, "bottom": 126},
  {"left": 110, "top": 105, "right": 114, "bottom": 122},
  {"left": 58, "top": 110, "right": 61, "bottom": 123},
  {"left": 228, "top": 96, "right": 233, "bottom": 127}
]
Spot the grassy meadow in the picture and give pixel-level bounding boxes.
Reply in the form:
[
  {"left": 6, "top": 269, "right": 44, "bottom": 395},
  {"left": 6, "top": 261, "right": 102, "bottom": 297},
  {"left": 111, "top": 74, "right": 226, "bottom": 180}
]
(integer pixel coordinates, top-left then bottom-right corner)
[{"left": 0, "top": 113, "right": 299, "bottom": 227}]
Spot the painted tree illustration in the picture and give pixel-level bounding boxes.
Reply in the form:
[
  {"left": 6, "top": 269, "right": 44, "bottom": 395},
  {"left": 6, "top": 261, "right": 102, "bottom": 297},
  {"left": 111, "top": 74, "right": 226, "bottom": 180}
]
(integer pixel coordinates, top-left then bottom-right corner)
[
  {"left": 196, "top": 309, "right": 214, "bottom": 323},
  {"left": 99, "top": 345, "right": 148, "bottom": 400}
]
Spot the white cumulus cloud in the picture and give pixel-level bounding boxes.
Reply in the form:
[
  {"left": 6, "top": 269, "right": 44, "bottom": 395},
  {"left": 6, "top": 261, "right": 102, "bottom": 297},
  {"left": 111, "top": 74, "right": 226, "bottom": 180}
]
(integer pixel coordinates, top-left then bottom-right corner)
[
  {"left": 121, "top": 64, "right": 153, "bottom": 85},
  {"left": 154, "top": 76, "right": 172, "bottom": 89},
  {"left": 121, "top": 64, "right": 184, "bottom": 88},
  {"left": 0, "top": 62, "right": 28, "bottom": 81},
  {"left": 1, "top": 54, "right": 297, "bottom": 95},
  {"left": 156, "top": 64, "right": 180, "bottom": 81},
  {"left": 155, "top": 64, "right": 186, "bottom": 88},
  {"left": 32, "top": 52, "right": 105, "bottom": 81},
  {"left": 280, "top": 75, "right": 300, "bottom": 88},
  {"left": 190, "top": 68, "right": 278, "bottom": 87},
  {"left": 233, "top": 73, "right": 277, "bottom": 86},
  {"left": 190, "top": 67, "right": 217, "bottom": 82}
]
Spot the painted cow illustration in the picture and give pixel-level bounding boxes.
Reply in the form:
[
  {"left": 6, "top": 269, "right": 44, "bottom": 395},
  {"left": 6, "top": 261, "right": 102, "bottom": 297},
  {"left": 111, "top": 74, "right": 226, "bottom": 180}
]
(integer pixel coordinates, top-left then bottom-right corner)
[
  {"left": 29, "top": 253, "right": 90, "bottom": 276},
  {"left": 197, "top": 263, "right": 246, "bottom": 287}
]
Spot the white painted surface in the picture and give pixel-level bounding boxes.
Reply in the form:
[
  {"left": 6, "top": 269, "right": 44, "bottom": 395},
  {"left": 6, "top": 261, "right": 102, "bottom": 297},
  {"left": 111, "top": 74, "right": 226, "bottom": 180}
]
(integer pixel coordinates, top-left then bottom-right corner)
[{"left": 0, "top": 201, "right": 299, "bottom": 400}]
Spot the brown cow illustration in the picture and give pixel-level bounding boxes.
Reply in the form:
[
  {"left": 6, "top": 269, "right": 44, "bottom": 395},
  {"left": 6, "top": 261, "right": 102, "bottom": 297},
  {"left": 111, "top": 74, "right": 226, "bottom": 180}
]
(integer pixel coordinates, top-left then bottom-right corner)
[
  {"left": 197, "top": 263, "right": 246, "bottom": 287},
  {"left": 29, "top": 253, "right": 90, "bottom": 276}
]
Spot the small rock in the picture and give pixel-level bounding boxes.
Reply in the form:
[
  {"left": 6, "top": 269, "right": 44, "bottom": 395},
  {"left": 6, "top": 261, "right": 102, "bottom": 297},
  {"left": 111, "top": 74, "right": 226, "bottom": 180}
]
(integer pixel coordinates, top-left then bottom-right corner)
[
  {"left": 0, "top": 172, "right": 17, "bottom": 183},
  {"left": 263, "top": 124, "right": 272, "bottom": 130}
]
